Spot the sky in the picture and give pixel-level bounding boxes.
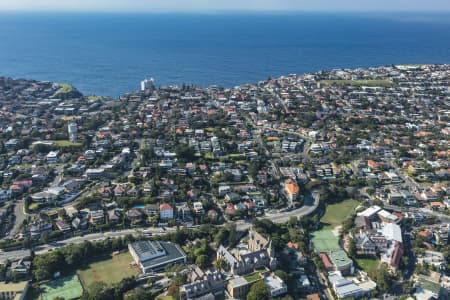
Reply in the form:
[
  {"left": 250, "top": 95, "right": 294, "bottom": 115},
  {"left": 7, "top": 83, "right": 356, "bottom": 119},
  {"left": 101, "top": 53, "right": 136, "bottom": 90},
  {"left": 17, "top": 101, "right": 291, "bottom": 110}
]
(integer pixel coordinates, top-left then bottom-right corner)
[{"left": 0, "top": 0, "right": 449, "bottom": 13}]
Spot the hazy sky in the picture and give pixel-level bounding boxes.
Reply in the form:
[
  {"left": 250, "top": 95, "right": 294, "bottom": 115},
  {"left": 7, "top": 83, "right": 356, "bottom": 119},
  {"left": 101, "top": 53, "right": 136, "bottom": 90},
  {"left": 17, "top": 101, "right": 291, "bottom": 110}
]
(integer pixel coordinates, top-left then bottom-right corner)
[{"left": 0, "top": 0, "right": 449, "bottom": 12}]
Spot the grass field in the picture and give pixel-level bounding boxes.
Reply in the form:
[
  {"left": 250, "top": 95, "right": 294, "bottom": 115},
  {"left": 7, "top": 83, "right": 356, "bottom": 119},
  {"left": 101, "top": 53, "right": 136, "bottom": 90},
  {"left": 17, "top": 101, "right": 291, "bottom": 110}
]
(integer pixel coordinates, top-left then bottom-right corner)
[
  {"left": 54, "top": 140, "right": 83, "bottom": 147},
  {"left": 320, "top": 79, "right": 396, "bottom": 87},
  {"left": 41, "top": 275, "right": 83, "bottom": 300},
  {"left": 320, "top": 199, "right": 360, "bottom": 229},
  {"left": 312, "top": 230, "right": 341, "bottom": 253},
  {"left": 77, "top": 252, "right": 139, "bottom": 287},
  {"left": 355, "top": 258, "right": 379, "bottom": 274}
]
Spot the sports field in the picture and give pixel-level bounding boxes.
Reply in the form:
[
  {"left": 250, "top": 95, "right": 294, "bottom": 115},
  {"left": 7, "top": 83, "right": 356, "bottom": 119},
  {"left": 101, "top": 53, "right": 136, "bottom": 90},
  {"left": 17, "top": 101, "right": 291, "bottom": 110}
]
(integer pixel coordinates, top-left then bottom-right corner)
[
  {"left": 41, "top": 275, "right": 83, "bottom": 300},
  {"left": 77, "top": 251, "right": 139, "bottom": 286},
  {"left": 311, "top": 229, "right": 341, "bottom": 253},
  {"left": 320, "top": 199, "right": 360, "bottom": 229}
]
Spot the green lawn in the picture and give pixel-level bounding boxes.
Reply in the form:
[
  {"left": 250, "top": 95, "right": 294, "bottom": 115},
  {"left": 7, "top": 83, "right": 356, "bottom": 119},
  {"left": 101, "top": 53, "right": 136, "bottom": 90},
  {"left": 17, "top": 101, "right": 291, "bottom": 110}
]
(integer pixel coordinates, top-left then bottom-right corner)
[
  {"left": 77, "top": 252, "right": 139, "bottom": 287},
  {"left": 320, "top": 79, "right": 396, "bottom": 87},
  {"left": 312, "top": 230, "right": 341, "bottom": 253},
  {"left": 243, "top": 269, "right": 265, "bottom": 283},
  {"left": 320, "top": 199, "right": 360, "bottom": 229},
  {"left": 41, "top": 275, "right": 83, "bottom": 300},
  {"left": 54, "top": 140, "right": 83, "bottom": 147},
  {"left": 55, "top": 83, "right": 75, "bottom": 95},
  {"left": 355, "top": 258, "right": 379, "bottom": 273}
]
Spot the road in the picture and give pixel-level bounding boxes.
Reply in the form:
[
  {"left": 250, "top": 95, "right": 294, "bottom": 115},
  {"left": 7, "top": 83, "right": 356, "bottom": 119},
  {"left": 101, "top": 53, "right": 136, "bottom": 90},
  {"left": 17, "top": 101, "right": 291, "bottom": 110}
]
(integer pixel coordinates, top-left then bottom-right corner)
[
  {"left": 264, "top": 190, "right": 320, "bottom": 223},
  {"left": 0, "top": 190, "right": 320, "bottom": 263},
  {"left": 383, "top": 204, "right": 450, "bottom": 223},
  {"left": 0, "top": 226, "right": 176, "bottom": 263},
  {"left": 10, "top": 200, "right": 26, "bottom": 236}
]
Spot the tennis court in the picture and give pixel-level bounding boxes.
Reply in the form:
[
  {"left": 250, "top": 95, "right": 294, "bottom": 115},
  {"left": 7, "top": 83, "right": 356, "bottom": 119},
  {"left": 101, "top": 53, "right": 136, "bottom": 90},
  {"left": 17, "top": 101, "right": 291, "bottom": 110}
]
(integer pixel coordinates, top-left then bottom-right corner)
[{"left": 41, "top": 275, "right": 83, "bottom": 300}]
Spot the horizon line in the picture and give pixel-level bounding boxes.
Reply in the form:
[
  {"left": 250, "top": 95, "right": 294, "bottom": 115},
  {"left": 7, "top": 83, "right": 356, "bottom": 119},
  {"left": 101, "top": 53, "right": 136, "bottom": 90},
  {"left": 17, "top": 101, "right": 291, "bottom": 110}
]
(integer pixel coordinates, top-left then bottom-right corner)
[{"left": 1, "top": 9, "right": 450, "bottom": 14}]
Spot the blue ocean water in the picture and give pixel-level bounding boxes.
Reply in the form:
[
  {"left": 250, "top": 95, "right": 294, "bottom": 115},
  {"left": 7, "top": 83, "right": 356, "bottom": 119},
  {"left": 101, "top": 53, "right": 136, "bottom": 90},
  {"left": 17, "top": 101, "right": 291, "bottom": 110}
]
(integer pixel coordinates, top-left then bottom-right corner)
[{"left": 0, "top": 12, "right": 449, "bottom": 96}]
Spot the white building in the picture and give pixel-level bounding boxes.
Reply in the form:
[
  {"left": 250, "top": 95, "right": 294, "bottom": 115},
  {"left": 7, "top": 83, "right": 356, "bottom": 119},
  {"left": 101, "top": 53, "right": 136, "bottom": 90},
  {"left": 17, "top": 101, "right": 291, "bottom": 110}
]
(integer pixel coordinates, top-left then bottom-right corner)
[
  {"left": 141, "top": 78, "right": 155, "bottom": 91},
  {"left": 68, "top": 123, "right": 78, "bottom": 142},
  {"left": 46, "top": 151, "right": 59, "bottom": 163},
  {"left": 264, "top": 274, "right": 287, "bottom": 297}
]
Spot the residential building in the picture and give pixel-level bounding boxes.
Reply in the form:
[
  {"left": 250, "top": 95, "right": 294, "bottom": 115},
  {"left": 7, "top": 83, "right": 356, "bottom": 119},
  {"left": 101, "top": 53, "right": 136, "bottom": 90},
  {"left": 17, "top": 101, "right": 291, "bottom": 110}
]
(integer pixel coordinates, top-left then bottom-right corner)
[
  {"left": 284, "top": 178, "right": 299, "bottom": 203},
  {"left": 159, "top": 203, "right": 174, "bottom": 220}
]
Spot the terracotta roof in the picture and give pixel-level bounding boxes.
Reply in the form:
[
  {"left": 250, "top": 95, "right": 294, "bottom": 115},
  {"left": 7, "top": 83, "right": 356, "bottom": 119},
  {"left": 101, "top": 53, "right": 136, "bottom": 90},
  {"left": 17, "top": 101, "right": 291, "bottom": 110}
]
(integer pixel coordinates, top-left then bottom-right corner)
[
  {"left": 285, "top": 178, "right": 299, "bottom": 195},
  {"left": 159, "top": 203, "right": 173, "bottom": 210}
]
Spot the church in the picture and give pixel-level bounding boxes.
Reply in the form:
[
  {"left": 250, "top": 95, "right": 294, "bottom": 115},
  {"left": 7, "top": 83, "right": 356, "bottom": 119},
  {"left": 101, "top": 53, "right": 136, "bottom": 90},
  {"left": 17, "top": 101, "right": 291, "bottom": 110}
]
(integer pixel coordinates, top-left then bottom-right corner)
[{"left": 217, "top": 227, "right": 277, "bottom": 275}]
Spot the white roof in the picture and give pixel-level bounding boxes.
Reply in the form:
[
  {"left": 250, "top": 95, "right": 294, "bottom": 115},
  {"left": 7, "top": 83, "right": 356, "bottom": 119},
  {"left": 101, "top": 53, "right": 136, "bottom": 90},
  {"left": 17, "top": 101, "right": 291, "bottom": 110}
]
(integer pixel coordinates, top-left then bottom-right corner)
[
  {"left": 377, "top": 209, "right": 399, "bottom": 222},
  {"left": 357, "top": 205, "right": 381, "bottom": 218},
  {"left": 382, "top": 223, "right": 403, "bottom": 243}
]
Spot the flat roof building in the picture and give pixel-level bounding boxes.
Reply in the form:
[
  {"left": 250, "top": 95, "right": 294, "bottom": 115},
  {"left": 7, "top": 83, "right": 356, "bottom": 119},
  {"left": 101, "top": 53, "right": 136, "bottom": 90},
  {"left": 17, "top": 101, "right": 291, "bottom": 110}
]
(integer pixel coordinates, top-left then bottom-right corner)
[
  {"left": 0, "top": 281, "right": 29, "bottom": 300},
  {"left": 129, "top": 241, "right": 187, "bottom": 273}
]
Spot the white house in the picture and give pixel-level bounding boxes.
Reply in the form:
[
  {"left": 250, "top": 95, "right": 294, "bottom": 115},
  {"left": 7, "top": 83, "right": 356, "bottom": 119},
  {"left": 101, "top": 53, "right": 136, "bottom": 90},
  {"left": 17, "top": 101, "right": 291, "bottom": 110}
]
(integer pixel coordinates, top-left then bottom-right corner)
[{"left": 46, "top": 151, "right": 59, "bottom": 163}]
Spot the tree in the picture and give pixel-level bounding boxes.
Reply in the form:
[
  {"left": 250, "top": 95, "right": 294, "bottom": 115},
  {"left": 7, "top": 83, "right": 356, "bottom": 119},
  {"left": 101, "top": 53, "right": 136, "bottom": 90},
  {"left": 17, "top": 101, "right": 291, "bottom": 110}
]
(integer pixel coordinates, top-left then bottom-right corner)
[
  {"left": 214, "top": 258, "right": 227, "bottom": 271},
  {"left": 274, "top": 269, "right": 288, "bottom": 282},
  {"left": 195, "top": 255, "right": 209, "bottom": 268},
  {"left": 246, "top": 280, "right": 270, "bottom": 300},
  {"left": 83, "top": 281, "right": 114, "bottom": 300},
  {"left": 348, "top": 238, "right": 357, "bottom": 258},
  {"left": 124, "top": 288, "right": 149, "bottom": 300},
  {"left": 175, "top": 144, "right": 196, "bottom": 162}
]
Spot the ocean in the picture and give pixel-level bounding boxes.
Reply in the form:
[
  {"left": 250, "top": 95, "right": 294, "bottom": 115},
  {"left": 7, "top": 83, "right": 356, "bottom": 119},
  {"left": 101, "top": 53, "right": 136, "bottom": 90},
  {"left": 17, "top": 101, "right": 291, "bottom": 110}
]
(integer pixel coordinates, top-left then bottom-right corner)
[{"left": 0, "top": 12, "right": 449, "bottom": 97}]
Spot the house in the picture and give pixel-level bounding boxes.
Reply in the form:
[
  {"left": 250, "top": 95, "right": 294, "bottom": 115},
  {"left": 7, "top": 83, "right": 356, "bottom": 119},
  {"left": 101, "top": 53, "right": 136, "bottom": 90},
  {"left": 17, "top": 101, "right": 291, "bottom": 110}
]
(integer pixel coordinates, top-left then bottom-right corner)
[
  {"left": 46, "top": 151, "right": 59, "bottom": 163},
  {"left": 193, "top": 202, "right": 204, "bottom": 215},
  {"left": 126, "top": 208, "right": 143, "bottom": 224},
  {"left": 108, "top": 209, "right": 121, "bottom": 225},
  {"left": 89, "top": 210, "right": 105, "bottom": 225},
  {"left": 144, "top": 204, "right": 159, "bottom": 216},
  {"left": 55, "top": 219, "right": 71, "bottom": 232},
  {"left": 28, "top": 219, "right": 53, "bottom": 238},
  {"left": 284, "top": 178, "right": 299, "bottom": 203},
  {"left": 85, "top": 168, "right": 105, "bottom": 180},
  {"left": 159, "top": 203, "right": 174, "bottom": 220},
  {"left": 72, "top": 217, "right": 88, "bottom": 230},
  {"left": 114, "top": 184, "right": 128, "bottom": 197}
]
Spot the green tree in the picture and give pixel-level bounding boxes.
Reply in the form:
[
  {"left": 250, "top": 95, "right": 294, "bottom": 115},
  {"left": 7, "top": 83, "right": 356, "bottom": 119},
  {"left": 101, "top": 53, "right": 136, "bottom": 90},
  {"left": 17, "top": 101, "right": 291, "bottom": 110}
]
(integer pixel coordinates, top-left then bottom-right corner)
[
  {"left": 195, "top": 255, "right": 209, "bottom": 268},
  {"left": 214, "top": 258, "right": 227, "bottom": 271},
  {"left": 274, "top": 269, "right": 288, "bottom": 282},
  {"left": 246, "top": 280, "right": 270, "bottom": 300},
  {"left": 83, "top": 281, "right": 114, "bottom": 300},
  {"left": 124, "top": 287, "right": 149, "bottom": 300}
]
